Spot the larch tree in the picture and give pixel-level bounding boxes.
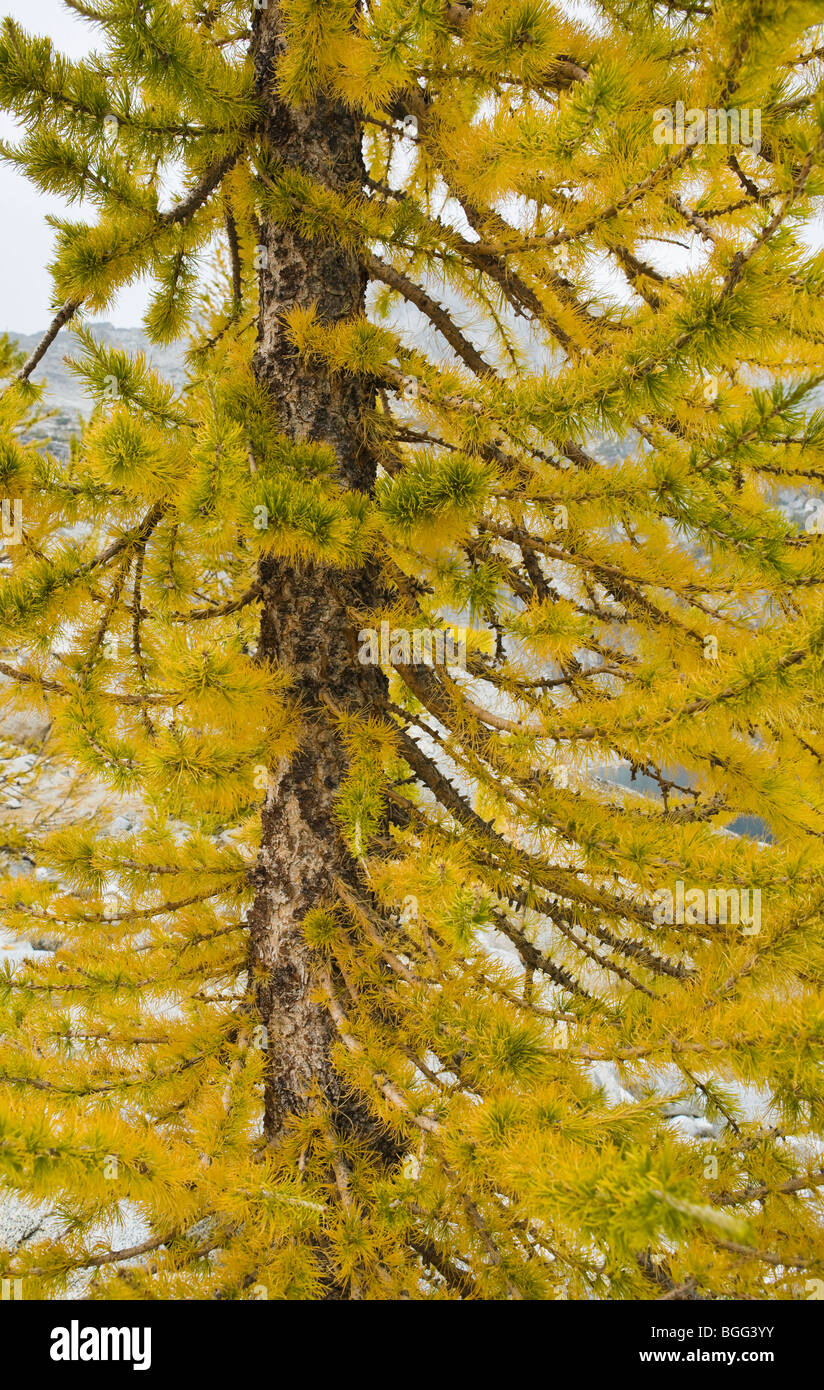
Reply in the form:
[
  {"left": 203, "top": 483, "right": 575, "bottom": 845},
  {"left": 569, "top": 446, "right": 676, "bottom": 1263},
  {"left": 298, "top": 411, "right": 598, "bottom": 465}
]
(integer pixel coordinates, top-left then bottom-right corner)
[{"left": 0, "top": 0, "right": 823, "bottom": 1301}]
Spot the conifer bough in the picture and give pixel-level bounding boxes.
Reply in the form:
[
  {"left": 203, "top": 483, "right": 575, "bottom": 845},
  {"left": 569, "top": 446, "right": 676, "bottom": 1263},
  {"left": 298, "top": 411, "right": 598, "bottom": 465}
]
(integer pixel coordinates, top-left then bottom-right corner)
[{"left": 0, "top": 0, "right": 823, "bottom": 1300}]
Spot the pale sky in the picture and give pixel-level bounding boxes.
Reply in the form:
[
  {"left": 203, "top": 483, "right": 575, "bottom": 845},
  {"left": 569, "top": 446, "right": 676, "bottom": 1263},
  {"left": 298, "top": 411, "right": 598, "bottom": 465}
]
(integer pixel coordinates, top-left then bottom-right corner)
[
  {"left": 1, "top": 3, "right": 819, "bottom": 335},
  {"left": 0, "top": 0, "right": 150, "bottom": 332}
]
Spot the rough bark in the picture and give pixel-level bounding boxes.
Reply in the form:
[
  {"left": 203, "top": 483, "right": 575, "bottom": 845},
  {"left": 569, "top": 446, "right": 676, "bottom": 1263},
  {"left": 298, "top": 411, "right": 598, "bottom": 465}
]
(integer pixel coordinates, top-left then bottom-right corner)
[{"left": 247, "top": 3, "right": 386, "bottom": 1150}]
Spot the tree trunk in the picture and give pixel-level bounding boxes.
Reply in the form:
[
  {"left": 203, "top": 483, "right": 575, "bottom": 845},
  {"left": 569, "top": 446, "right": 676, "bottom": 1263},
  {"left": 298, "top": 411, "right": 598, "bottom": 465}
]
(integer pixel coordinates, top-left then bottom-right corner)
[{"left": 248, "top": 3, "right": 385, "bottom": 1149}]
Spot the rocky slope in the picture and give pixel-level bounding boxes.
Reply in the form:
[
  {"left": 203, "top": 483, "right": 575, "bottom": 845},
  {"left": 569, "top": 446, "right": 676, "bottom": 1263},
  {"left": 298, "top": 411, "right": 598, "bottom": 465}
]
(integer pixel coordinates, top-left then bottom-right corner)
[{"left": 8, "top": 320, "right": 187, "bottom": 457}]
